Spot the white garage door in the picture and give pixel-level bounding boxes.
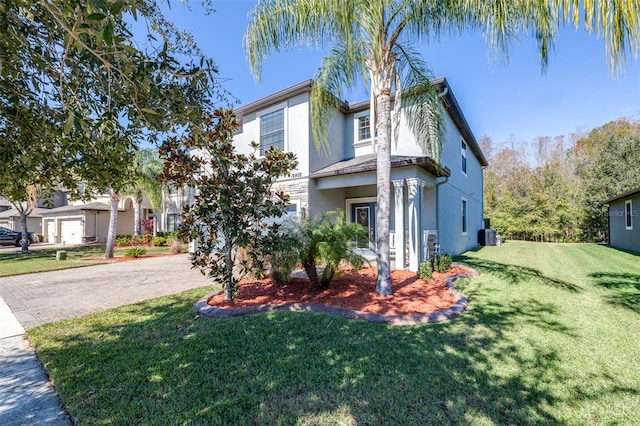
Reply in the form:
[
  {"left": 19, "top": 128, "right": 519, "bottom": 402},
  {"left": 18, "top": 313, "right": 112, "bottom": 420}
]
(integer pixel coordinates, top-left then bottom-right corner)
[
  {"left": 46, "top": 219, "right": 56, "bottom": 243},
  {"left": 60, "top": 219, "right": 83, "bottom": 245}
]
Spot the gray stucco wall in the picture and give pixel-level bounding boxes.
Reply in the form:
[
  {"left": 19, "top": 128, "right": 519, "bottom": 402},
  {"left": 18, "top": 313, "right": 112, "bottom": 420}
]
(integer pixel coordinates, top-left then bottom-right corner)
[
  {"left": 436, "top": 114, "right": 484, "bottom": 257},
  {"left": 609, "top": 194, "right": 640, "bottom": 253}
]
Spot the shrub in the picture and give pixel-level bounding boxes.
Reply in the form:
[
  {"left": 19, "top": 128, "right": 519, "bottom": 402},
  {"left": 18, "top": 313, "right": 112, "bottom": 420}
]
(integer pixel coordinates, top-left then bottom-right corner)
[
  {"left": 140, "top": 219, "right": 154, "bottom": 234},
  {"left": 115, "top": 234, "right": 133, "bottom": 246},
  {"left": 169, "top": 238, "right": 183, "bottom": 254},
  {"left": 261, "top": 224, "right": 300, "bottom": 286},
  {"left": 152, "top": 236, "right": 166, "bottom": 247},
  {"left": 141, "top": 233, "right": 153, "bottom": 246},
  {"left": 124, "top": 247, "right": 146, "bottom": 258},
  {"left": 418, "top": 261, "right": 433, "bottom": 280},
  {"left": 440, "top": 253, "right": 453, "bottom": 271},
  {"left": 298, "top": 210, "right": 370, "bottom": 291},
  {"left": 431, "top": 253, "right": 452, "bottom": 273}
]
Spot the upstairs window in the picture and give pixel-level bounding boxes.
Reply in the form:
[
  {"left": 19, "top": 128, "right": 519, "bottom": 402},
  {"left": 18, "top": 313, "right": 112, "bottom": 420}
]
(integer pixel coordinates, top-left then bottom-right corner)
[
  {"left": 461, "top": 139, "right": 467, "bottom": 175},
  {"left": 626, "top": 200, "right": 633, "bottom": 230},
  {"left": 357, "top": 115, "right": 371, "bottom": 141},
  {"left": 260, "top": 109, "right": 284, "bottom": 155}
]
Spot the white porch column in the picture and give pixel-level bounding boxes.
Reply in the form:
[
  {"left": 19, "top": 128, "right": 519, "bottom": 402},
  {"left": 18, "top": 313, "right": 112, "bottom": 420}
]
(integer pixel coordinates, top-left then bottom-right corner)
[
  {"left": 406, "top": 178, "right": 425, "bottom": 272},
  {"left": 392, "top": 179, "right": 405, "bottom": 270}
]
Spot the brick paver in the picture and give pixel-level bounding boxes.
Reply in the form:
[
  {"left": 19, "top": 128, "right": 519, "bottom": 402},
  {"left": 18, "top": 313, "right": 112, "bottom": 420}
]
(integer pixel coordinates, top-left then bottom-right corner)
[{"left": 0, "top": 254, "right": 213, "bottom": 329}]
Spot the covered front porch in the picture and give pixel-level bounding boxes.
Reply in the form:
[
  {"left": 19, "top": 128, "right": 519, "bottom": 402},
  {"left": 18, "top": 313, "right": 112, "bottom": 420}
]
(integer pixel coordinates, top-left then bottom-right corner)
[{"left": 310, "top": 154, "right": 450, "bottom": 272}]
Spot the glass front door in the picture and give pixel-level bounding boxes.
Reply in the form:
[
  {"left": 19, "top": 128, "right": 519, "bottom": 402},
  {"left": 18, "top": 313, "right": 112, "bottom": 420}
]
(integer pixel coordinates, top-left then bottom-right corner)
[{"left": 351, "top": 202, "right": 376, "bottom": 248}]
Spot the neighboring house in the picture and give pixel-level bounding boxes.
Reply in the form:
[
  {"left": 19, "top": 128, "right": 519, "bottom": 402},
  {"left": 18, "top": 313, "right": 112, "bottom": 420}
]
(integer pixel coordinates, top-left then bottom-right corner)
[
  {"left": 232, "top": 78, "right": 487, "bottom": 271},
  {"left": 604, "top": 187, "right": 640, "bottom": 253},
  {"left": 40, "top": 194, "right": 153, "bottom": 244},
  {"left": 0, "top": 208, "right": 47, "bottom": 234},
  {"left": 0, "top": 193, "right": 68, "bottom": 234}
]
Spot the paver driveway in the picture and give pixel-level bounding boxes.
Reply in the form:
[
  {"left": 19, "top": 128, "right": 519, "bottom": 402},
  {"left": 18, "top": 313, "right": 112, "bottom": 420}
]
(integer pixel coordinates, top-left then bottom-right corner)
[{"left": 0, "top": 253, "right": 213, "bottom": 329}]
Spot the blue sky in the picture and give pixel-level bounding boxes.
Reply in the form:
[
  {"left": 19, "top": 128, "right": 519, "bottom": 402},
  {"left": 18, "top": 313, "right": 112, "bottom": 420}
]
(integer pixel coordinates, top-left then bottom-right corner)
[{"left": 165, "top": 0, "right": 639, "bottom": 146}]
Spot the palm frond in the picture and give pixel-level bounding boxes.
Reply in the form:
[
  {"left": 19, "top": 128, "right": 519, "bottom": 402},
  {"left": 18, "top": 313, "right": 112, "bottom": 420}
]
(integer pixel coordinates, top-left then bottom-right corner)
[
  {"left": 245, "top": 0, "right": 358, "bottom": 81},
  {"left": 393, "top": 42, "right": 445, "bottom": 161},
  {"left": 310, "top": 41, "right": 367, "bottom": 153}
]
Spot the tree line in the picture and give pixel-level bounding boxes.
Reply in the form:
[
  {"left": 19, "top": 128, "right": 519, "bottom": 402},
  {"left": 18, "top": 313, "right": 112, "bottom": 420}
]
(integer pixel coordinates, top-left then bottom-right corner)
[{"left": 483, "top": 118, "right": 640, "bottom": 243}]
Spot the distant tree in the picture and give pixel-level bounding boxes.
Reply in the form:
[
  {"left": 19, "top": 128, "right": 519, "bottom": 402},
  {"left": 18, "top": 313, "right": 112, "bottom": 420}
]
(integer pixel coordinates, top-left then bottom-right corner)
[
  {"left": 575, "top": 119, "right": 640, "bottom": 241},
  {"left": 160, "top": 108, "right": 298, "bottom": 300}
]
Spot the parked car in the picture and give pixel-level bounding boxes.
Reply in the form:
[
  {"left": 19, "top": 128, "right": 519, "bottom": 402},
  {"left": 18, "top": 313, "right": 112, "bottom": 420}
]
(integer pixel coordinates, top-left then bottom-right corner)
[{"left": 0, "top": 226, "right": 34, "bottom": 247}]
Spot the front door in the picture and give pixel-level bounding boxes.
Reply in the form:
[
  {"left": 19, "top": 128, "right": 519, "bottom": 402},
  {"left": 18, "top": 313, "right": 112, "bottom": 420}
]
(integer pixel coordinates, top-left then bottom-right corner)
[{"left": 351, "top": 202, "right": 376, "bottom": 248}]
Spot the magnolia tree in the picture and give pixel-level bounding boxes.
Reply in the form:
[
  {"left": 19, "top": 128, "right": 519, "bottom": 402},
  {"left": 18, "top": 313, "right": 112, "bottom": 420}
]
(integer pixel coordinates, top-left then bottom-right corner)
[{"left": 160, "top": 108, "right": 298, "bottom": 300}]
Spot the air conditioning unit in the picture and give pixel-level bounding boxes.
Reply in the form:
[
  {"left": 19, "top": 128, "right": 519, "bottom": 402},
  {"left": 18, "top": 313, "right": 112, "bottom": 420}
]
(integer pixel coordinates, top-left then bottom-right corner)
[{"left": 478, "top": 229, "right": 497, "bottom": 246}]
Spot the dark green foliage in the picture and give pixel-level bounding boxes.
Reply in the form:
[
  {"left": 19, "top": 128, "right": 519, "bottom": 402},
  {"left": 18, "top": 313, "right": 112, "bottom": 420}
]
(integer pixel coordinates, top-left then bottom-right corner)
[
  {"left": 261, "top": 224, "right": 300, "bottom": 286},
  {"left": 418, "top": 261, "right": 433, "bottom": 280},
  {"left": 160, "top": 108, "right": 298, "bottom": 300},
  {"left": 0, "top": 1, "right": 221, "bottom": 257},
  {"left": 124, "top": 247, "right": 146, "bottom": 258},
  {"left": 296, "top": 211, "right": 370, "bottom": 291},
  {"left": 432, "top": 253, "right": 452, "bottom": 273},
  {"left": 115, "top": 234, "right": 133, "bottom": 246},
  {"left": 575, "top": 119, "right": 640, "bottom": 241},
  {"left": 483, "top": 120, "right": 640, "bottom": 243}
]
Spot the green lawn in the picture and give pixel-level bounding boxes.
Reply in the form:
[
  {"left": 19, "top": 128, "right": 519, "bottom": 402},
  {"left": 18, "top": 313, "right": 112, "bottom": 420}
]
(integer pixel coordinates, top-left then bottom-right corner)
[
  {"left": 28, "top": 241, "right": 640, "bottom": 425},
  {"left": 0, "top": 245, "right": 174, "bottom": 277}
]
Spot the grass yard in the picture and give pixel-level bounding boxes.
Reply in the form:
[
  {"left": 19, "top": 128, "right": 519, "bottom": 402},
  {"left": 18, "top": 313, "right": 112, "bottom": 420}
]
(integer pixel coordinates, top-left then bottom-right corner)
[
  {"left": 28, "top": 241, "right": 640, "bottom": 425},
  {"left": 0, "top": 245, "right": 175, "bottom": 277}
]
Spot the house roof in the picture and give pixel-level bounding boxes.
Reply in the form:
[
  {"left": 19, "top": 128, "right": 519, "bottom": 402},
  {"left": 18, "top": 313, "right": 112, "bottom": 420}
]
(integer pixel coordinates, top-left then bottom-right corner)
[
  {"left": 234, "top": 78, "right": 487, "bottom": 167},
  {"left": 0, "top": 207, "right": 48, "bottom": 219},
  {"left": 40, "top": 202, "right": 115, "bottom": 215},
  {"left": 603, "top": 187, "right": 640, "bottom": 204},
  {"left": 310, "top": 154, "right": 451, "bottom": 179}
]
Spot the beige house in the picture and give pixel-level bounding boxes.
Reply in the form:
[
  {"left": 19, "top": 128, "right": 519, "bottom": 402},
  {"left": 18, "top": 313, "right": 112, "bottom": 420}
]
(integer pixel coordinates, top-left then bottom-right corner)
[{"left": 40, "top": 195, "right": 153, "bottom": 244}]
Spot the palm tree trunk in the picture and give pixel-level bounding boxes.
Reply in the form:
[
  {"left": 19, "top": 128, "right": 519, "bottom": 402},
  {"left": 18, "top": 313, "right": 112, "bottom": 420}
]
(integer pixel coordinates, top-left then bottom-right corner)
[
  {"left": 105, "top": 188, "right": 119, "bottom": 259},
  {"left": 134, "top": 195, "right": 142, "bottom": 236},
  {"left": 375, "top": 88, "right": 393, "bottom": 296}
]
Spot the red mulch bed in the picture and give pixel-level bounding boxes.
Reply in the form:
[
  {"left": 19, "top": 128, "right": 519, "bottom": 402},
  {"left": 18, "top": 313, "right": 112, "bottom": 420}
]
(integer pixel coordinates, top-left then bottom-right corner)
[
  {"left": 86, "top": 252, "right": 178, "bottom": 262},
  {"left": 207, "top": 265, "right": 473, "bottom": 316}
]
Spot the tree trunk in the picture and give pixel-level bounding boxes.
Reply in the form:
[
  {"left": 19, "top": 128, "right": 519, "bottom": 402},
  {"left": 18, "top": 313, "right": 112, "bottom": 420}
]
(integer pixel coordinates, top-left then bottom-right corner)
[
  {"left": 224, "top": 243, "right": 234, "bottom": 300},
  {"left": 374, "top": 88, "right": 393, "bottom": 295},
  {"left": 19, "top": 210, "right": 30, "bottom": 252},
  {"left": 105, "top": 188, "right": 119, "bottom": 259},
  {"left": 134, "top": 194, "right": 142, "bottom": 236}
]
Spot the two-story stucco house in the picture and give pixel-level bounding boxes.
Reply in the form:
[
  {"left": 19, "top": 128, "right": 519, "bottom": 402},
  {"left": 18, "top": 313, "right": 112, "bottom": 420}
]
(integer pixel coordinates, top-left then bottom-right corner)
[{"left": 233, "top": 78, "right": 487, "bottom": 271}]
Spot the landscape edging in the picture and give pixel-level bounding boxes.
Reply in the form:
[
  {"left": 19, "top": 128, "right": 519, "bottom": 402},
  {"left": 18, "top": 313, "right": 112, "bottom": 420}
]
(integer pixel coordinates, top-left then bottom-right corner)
[{"left": 195, "top": 266, "right": 480, "bottom": 325}]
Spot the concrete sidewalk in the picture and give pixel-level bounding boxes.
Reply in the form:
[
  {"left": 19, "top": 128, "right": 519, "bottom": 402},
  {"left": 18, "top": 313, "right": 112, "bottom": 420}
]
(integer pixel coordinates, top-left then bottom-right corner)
[
  {"left": 0, "top": 254, "right": 213, "bottom": 425},
  {"left": 0, "top": 297, "right": 72, "bottom": 425}
]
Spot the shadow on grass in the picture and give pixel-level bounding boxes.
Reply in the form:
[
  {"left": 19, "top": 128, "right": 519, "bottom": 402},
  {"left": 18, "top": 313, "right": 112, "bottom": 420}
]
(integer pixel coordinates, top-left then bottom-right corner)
[
  {"left": 590, "top": 272, "right": 640, "bottom": 313},
  {"left": 456, "top": 255, "right": 583, "bottom": 293},
  {"left": 28, "top": 287, "right": 589, "bottom": 425}
]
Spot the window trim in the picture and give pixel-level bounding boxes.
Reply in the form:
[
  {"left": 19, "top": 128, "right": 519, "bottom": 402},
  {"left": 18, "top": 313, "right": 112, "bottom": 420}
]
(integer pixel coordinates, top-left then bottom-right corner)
[
  {"left": 625, "top": 199, "right": 633, "bottom": 230},
  {"left": 461, "top": 197, "right": 468, "bottom": 235},
  {"left": 461, "top": 139, "right": 467, "bottom": 176},
  {"left": 354, "top": 111, "right": 377, "bottom": 148},
  {"left": 258, "top": 102, "right": 287, "bottom": 155}
]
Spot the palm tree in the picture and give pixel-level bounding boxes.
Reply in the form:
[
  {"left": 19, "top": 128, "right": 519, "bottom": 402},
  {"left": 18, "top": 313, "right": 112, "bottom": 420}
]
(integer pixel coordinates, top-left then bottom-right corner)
[
  {"left": 245, "top": 0, "right": 638, "bottom": 295},
  {"left": 128, "top": 149, "right": 164, "bottom": 236}
]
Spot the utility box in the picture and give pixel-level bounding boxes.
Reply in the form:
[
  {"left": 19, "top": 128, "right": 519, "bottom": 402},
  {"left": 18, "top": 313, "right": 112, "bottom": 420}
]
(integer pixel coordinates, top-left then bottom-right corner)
[
  {"left": 56, "top": 250, "right": 67, "bottom": 261},
  {"left": 478, "top": 229, "right": 497, "bottom": 246}
]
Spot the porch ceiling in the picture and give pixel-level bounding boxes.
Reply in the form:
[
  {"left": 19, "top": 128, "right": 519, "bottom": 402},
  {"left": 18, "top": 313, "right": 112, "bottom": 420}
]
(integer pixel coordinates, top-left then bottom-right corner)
[{"left": 310, "top": 154, "right": 450, "bottom": 179}]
